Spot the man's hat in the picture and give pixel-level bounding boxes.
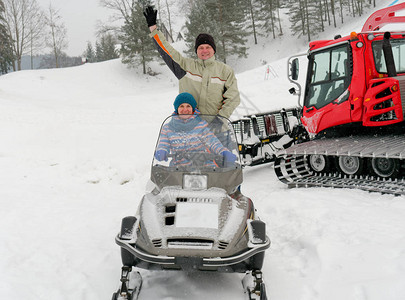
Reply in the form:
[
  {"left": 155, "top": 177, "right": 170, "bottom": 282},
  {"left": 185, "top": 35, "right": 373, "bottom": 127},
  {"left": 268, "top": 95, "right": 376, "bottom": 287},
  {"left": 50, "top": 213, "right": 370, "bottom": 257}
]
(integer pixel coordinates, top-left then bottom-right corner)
[{"left": 195, "top": 33, "right": 216, "bottom": 53}]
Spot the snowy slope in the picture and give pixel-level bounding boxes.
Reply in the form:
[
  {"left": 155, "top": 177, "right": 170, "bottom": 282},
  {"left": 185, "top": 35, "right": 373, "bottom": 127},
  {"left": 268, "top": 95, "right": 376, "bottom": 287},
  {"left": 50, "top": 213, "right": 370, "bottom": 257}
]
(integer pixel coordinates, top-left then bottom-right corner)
[{"left": 1, "top": 1, "right": 405, "bottom": 299}]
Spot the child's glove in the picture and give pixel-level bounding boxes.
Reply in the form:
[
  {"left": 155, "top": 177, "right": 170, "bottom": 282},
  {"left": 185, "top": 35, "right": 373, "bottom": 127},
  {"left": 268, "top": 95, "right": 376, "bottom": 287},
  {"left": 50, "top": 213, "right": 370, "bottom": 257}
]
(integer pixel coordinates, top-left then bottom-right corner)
[{"left": 154, "top": 150, "right": 168, "bottom": 161}]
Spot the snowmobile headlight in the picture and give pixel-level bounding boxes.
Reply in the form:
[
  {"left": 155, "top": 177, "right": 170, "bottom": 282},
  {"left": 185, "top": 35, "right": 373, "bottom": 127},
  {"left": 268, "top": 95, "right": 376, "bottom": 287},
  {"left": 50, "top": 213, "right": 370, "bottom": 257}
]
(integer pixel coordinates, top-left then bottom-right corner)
[{"left": 183, "top": 174, "right": 207, "bottom": 190}]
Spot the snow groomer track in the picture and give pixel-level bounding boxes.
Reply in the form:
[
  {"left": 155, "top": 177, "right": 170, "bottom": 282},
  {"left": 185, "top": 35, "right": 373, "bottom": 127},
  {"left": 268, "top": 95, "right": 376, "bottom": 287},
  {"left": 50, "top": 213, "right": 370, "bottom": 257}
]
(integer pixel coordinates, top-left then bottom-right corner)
[{"left": 274, "top": 135, "right": 405, "bottom": 196}]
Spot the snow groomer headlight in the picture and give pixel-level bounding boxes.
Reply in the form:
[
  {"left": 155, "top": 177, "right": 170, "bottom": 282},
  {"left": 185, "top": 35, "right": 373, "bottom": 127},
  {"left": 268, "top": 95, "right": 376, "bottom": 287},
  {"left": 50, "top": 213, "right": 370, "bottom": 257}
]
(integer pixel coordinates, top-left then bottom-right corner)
[{"left": 183, "top": 174, "right": 207, "bottom": 190}]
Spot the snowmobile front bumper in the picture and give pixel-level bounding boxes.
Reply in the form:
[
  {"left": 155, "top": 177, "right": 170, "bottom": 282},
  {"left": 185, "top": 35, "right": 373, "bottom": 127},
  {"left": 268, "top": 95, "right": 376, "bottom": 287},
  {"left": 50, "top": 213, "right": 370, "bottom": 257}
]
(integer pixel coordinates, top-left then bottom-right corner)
[{"left": 116, "top": 235, "right": 270, "bottom": 271}]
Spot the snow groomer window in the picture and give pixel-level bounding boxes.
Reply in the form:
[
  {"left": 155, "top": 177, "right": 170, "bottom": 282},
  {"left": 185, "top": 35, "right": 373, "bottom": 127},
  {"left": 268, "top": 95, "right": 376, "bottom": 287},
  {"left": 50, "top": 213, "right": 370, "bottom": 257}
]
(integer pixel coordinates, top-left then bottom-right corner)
[
  {"left": 306, "top": 44, "right": 349, "bottom": 109},
  {"left": 372, "top": 38, "right": 405, "bottom": 74}
]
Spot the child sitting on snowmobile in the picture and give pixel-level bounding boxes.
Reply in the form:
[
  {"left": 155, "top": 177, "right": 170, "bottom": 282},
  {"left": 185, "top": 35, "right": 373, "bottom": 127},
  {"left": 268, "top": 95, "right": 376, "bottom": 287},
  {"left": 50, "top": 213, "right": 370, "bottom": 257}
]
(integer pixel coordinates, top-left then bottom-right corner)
[{"left": 154, "top": 92, "right": 237, "bottom": 168}]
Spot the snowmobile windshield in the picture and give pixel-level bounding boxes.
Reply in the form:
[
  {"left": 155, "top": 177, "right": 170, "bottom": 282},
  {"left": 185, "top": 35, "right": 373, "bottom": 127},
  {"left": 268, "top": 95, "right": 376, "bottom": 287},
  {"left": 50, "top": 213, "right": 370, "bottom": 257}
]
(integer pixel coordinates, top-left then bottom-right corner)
[{"left": 151, "top": 115, "right": 243, "bottom": 193}]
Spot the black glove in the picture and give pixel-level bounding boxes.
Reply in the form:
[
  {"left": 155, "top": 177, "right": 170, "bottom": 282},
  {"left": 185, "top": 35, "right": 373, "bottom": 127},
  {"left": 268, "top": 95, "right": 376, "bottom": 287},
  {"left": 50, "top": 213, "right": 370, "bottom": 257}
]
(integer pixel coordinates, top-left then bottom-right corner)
[{"left": 143, "top": 6, "right": 157, "bottom": 27}]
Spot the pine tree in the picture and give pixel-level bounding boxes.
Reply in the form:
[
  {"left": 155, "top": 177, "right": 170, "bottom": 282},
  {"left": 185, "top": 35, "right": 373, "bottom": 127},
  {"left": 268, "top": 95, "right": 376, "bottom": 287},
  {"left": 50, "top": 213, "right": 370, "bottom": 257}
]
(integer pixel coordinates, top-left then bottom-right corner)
[
  {"left": 95, "top": 42, "right": 103, "bottom": 62},
  {"left": 276, "top": 0, "right": 283, "bottom": 36},
  {"left": 119, "top": 0, "right": 156, "bottom": 74},
  {"left": 84, "top": 41, "right": 95, "bottom": 63},
  {"left": 0, "top": 0, "right": 13, "bottom": 74},
  {"left": 184, "top": 2, "right": 214, "bottom": 57},
  {"left": 287, "top": 0, "right": 306, "bottom": 39},
  {"left": 184, "top": 0, "right": 249, "bottom": 64},
  {"left": 244, "top": 0, "right": 260, "bottom": 44},
  {"left": 287, "top": 0, "right": 325, "bottom": 41},
  {"left": 39, "top": 52, "right": 81, "bottom": 69},
  {"left": 304, "top": 0, "right": 326, "bottom": 40},
  {"left": 257, "top": 0, "right": 280, "bottom": 39},
  {"left": 330, "top": 0, "right": 337, "bottom": 27},
  {"left": 99, "top": 33, "right": 119, "bottom": 61}
]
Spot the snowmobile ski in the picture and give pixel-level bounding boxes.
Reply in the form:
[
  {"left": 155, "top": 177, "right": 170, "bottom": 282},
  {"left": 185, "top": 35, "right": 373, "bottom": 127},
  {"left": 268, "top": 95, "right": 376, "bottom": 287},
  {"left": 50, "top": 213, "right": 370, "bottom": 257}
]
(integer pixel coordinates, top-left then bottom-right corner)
[
  {"left": 112, "top": 266, "right": 142, "bottom": 300},
  {"left": 242, "top": 270, "right": 268, "bottom": 300}
]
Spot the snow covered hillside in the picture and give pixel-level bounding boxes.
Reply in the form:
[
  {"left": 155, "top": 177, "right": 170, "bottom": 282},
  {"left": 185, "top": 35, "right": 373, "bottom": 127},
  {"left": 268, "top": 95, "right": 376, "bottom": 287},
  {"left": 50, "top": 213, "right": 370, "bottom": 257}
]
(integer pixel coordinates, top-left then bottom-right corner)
[{"left": 1, "top": 1, "right": 405, "bottom": 299}]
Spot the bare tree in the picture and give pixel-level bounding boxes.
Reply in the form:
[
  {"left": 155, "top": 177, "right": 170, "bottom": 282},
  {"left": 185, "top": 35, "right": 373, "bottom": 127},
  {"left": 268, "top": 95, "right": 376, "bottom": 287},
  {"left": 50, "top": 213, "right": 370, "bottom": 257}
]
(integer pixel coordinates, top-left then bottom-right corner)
[
  {"left": 156, "top": 0, "right": 176, "bottom": 38},
  {"left": 98, "top": 0, "right": 136, "bottom": 38},
  {"left": 3, "top": 0, "right": 45, "bottom": 70},
  {"left": 100, "top": 0, "right": 135, "bottom": 23},
  {"left": 28, "top": 7, "right": 45, "bottom": 69},
  {"left": 45, "top": 4, "right": 68, "bottom": 68}
]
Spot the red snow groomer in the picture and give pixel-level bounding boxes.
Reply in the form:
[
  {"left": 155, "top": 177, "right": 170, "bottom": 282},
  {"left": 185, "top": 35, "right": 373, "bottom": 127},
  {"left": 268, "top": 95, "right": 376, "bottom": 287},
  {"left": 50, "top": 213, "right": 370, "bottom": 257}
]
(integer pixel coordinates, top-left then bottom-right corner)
[{"left": 235, "top": 3, "right": 405, "bottom": 195}]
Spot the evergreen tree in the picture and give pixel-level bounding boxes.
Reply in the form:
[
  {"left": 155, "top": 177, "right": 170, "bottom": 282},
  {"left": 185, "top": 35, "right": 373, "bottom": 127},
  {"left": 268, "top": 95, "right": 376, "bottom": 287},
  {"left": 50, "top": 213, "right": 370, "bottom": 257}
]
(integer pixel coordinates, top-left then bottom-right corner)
[
  {"left": 99, "top": 33, "right": 119, "bottom": 61},
  {"left": 305, "top": 0, "right": 326, "bottom": 40},
  {"left": 329, "top": 0, "right": 337, "bottom": 27},
  {"left": 184, "top": 0, "right": 249, "bottom": 64},
  {"left": 85, "top": 34, "right": 118, "bottom": 63},
  {"left": 84, "top": 41, "right": 95, "bottom": 62},
  {"left": 244, "top": 0, "right": 260, "bottom": 43},
  {"left": 184, "top": 2, "right": 214, "bottom": 57},
  {"left": 119, "top": 0, "right": 156, "bottom": 74},
  {"left": 258, "top": 0, "right": 282, "bottom": 39},
  {"left": 276, "top": 0, "right": 283, "bottom": 36},
  {"left": 287, "top": 0, "right": 306, "bottom": 39},
  {"left": 287, "top": 0, "right": 324, "bottom": 41},
  {"left": 39, "top": 53, "right": 81, "bottom": 69},
  {"left": 323, "top": 0, "right": 331, "bottom": 26},
  {"left": 318, "top": 0, "right": 325, "bottom": 32},
  {"left": 95, "top": 41, "right": 103, "bottom": 62},
  {"left": 0, "top": 0, "right": 14, "bottom": 74},
  {"left": 286, "top": 0, "right": 373, "bottom": 41}
]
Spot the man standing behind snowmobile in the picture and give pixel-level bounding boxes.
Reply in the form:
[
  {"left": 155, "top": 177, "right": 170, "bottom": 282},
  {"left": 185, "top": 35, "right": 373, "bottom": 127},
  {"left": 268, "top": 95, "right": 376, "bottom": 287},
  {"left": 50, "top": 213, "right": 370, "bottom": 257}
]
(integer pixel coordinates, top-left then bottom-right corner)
[{"left": 143, "top": 6, "right": 240, "bottom": 119}]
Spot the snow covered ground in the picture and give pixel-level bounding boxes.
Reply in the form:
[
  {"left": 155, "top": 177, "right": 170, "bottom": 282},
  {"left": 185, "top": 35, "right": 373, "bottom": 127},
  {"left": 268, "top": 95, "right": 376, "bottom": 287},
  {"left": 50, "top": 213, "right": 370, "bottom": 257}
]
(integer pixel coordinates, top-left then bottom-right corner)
[{"left": 1, "top": 1, "right": 405, "bottom": 299}]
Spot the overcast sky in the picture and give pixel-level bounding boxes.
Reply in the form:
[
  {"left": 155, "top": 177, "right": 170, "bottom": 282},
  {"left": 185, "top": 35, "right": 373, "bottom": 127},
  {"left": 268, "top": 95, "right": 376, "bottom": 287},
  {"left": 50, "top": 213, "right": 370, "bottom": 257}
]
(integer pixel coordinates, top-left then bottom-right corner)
[{"left": 37, "top": 0, "right": 112, "bottom": 56}]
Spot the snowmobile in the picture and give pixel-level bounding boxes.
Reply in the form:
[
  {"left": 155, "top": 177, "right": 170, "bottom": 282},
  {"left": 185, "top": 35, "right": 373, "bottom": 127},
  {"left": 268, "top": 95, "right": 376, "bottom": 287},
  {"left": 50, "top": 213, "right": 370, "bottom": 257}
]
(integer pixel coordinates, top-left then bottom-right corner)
[{"left": 112, "top": 115, "right": 270, "bottom": 300}]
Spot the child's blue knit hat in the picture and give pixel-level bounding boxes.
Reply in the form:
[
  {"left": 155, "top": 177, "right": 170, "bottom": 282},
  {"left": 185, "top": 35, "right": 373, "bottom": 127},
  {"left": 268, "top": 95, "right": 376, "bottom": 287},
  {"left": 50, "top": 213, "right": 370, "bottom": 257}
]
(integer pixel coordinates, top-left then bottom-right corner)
[{"left": 174, "top": 92, "right": 197, "bottom": 113}]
